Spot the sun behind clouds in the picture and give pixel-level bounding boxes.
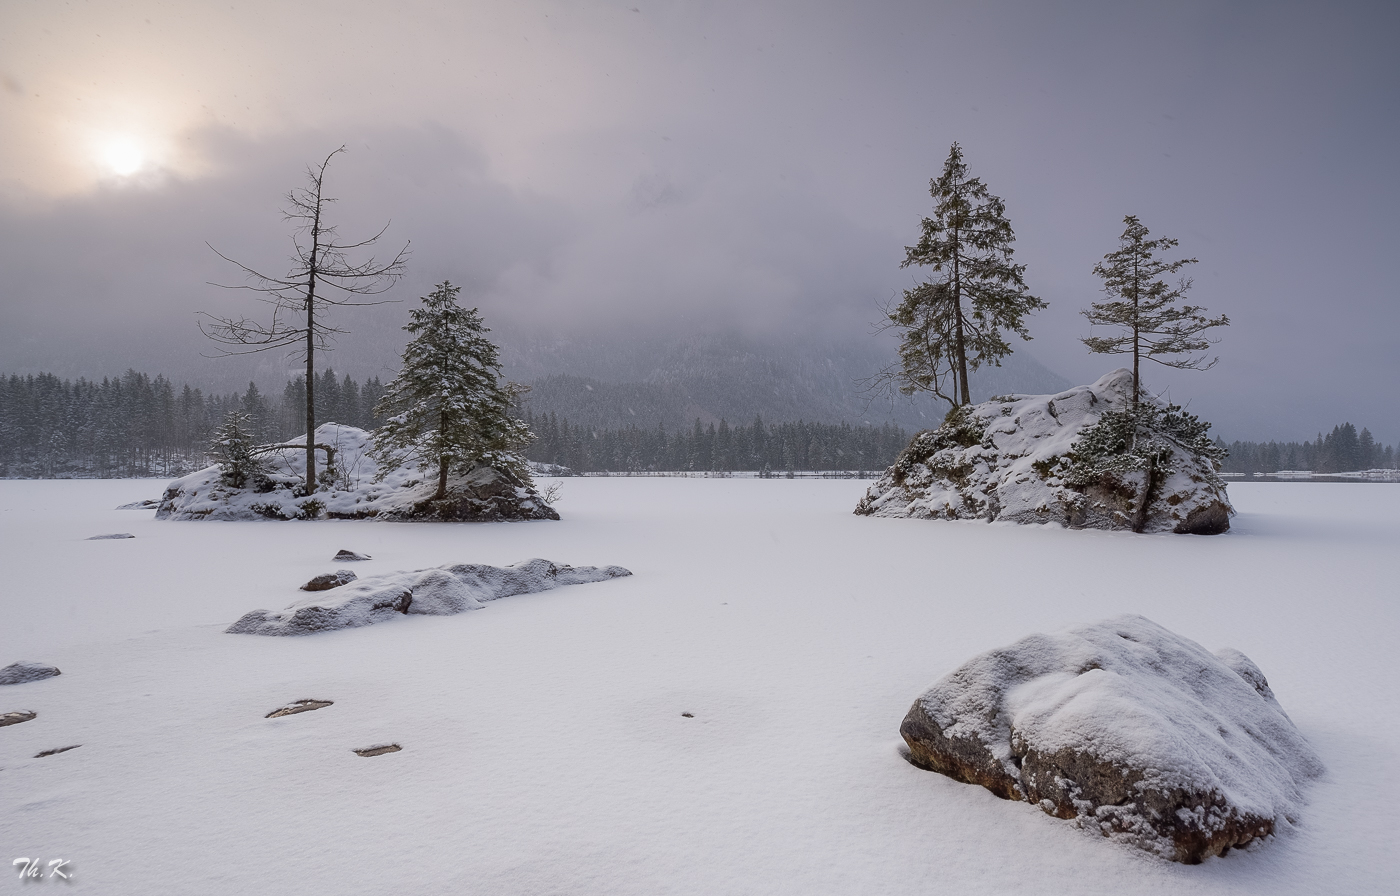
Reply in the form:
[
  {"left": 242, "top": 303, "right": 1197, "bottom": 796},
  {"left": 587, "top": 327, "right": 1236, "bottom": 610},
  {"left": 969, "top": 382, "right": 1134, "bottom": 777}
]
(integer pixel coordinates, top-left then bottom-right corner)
[{"left": 99, "top": 135, "right": 146, "bottom": 177}]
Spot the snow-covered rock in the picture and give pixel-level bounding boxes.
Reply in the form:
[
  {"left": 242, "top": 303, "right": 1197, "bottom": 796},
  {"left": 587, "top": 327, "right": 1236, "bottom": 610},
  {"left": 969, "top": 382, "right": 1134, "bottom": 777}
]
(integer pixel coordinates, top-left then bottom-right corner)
[
  {"left": 227, "top": 558, "right": 632, "bottom": 636},
  {"left": 855, "top": 369, "right": 1232, "bottom": 533},
  {"left": 301, "top": 570, "right": 357, "bottom": 591},
  {"left": 900, "top": 615, "right": 1322, "bottom": 863},
  {"left": 332, "top": 549, "right": 371, "bottom": 562},
  {"left": 0, "top": 661, "right": 61, "bottom": 685},
  {"left": 155, "top": 424, "right": 559, "bottom": 523}
]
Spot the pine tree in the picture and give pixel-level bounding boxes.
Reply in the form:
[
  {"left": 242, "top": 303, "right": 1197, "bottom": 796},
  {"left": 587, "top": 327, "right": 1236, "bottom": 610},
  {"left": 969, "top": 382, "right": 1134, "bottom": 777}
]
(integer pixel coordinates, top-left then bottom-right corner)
[
  {"left": 1082, "top": 215, "right": 1228, "bottom": 405},
  {"left": 240, "top": 382, "right": 271, "bottom": 442},
  {"left": 875, "top": 143, "right": 1045, "bottom": 407},
  {"left": 211, "top": 409, "right": 266, "bottom": 489},
  {"left": 371, "top": 281, "right": 534, "bottom": 499}
]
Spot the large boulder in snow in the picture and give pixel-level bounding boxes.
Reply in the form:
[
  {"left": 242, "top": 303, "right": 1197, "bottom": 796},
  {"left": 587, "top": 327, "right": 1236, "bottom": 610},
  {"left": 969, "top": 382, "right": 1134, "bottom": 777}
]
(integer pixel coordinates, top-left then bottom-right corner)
[
  {"left": 900, "top": 615, "right": 1322, "bottom": 863},
  {"left": 855, "top": 370, "right": 1232, "bottom": 534},
  {"left": 227, "top": 558, "right": 632, "bottom": 635},
  {"left": 155, "top": 424, "right": 558, "bottom": 522}
]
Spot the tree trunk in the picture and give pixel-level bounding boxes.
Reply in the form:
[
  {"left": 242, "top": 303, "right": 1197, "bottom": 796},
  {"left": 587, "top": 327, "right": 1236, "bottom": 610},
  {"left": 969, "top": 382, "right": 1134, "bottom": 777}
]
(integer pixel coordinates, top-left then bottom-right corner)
[
  {"left": 952, "top": 233, "right": 971, "bottom": 406},
  {"left": 304, "top": 310, "right": 316, "bottom": 491},
  {"left": 435, "top": 407, "right": 449, "bottom": 499},
  {"left": 1131, "top": 454, "right": 1158, "bottom": 533},
  {"left": 1131, "top": 255, "right": 1140, "bottom": 408}
]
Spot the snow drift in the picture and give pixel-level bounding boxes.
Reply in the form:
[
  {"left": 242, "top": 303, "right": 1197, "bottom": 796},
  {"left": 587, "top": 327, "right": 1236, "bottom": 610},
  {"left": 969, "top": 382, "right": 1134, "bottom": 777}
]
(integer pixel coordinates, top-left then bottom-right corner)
[
  {"left": 227, "top": 558, "right": 633, "bottom": 635},
  {"left": 156, "top": 424, "right": 558, "bottom": 522},
  {"left": 900, "top": 614, "right": 1323, "bottom": 863},
  {"left": 855, "top": 370, "right": 1232, "bottom": 533}
]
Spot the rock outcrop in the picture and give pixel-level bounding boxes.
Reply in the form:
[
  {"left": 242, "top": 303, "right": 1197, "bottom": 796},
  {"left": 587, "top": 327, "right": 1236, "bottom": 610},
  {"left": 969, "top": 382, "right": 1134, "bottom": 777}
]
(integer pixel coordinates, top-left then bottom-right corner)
[
  {"left": 301, "top": 570, "right": 358, "bottom": 591},
  {"left": 0, "top": 662, "right": 61, "bottom": 685},
  {"left": 855, "top": 370, "right": 1232, "bottom": 534},
  {"left": 900, "top": 615, "right": 1322, "bottom": 863},
  {"left": 266, "top": 699, "right": 334, "bottom": 718},
  {"left": 155, "top": 424, "right": 559, "bottom": 523},
  {"left": 228, "top": 558, "right": 632, "bottom": 636}
]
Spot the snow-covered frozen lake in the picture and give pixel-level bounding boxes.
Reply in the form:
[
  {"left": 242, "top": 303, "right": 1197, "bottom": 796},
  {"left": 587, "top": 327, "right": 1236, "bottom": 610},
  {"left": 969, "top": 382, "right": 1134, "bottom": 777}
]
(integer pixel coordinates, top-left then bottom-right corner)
[{"left": 1, "top": 478, "right": 1397, "bottom": 894}]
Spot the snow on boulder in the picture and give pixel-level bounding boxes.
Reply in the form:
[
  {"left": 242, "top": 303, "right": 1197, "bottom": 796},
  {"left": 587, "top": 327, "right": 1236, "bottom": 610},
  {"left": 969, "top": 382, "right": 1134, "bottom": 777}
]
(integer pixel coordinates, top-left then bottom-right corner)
[
  {"left": 855, "top": 369, "right": 1232, "bottom": 534},
  {"left": 227, "top": 558, "right": 632, "bottom": 636},
  {"left": 333, "top": 549, "right": 372, "bottom": 562},
  {"left": 0, "top": 661, "right": 61, "bottom": 685},
  {"left": 155, "top": 424, "right": 559, "bottom": 523},
  {"left": 900, "top": 615, "right": 1322, "bottom": 863}
]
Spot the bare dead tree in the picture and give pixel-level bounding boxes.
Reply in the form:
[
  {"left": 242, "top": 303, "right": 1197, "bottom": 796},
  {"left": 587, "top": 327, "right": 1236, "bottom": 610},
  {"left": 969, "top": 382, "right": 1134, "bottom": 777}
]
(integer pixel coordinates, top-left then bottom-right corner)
[{"left": 199, "top": 147, "right": 409, "bottom": 492}]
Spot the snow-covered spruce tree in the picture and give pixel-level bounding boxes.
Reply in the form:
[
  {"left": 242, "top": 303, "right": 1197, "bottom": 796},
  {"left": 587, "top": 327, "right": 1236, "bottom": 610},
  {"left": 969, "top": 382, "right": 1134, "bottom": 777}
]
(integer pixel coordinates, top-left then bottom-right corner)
[
  {"left": 1082, "top": 216, "right": 1228, "bottom": 405},
  {"left": 371, "top": 281, "right": 534, "bottom": 500},
  {"left": 873, "top": 143, "right": 1046, "bottom": 408},
  {"left": 210, "top": 410, "right": 267, "bottom": 489}
]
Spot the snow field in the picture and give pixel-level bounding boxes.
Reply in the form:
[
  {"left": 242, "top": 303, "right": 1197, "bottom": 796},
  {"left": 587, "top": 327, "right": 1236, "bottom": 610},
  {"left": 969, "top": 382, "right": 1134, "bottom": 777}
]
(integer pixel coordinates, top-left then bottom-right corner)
[{"left": 0, "top": 479, "right": 1397, "bottom": 894}]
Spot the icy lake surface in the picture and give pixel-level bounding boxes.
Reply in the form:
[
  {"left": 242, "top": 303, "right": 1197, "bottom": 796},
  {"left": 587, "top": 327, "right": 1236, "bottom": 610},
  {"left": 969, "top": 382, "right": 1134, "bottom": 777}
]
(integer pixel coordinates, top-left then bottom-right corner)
[{"left": 1, "top": 479, "right": 1397, "bottom": 894}]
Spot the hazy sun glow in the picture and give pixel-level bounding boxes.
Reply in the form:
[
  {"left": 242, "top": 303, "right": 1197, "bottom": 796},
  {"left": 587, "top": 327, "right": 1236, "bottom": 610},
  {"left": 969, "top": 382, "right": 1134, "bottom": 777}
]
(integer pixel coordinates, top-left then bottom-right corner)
[{"left": 101, "top": 137, "right": 146, "bottom": 176}]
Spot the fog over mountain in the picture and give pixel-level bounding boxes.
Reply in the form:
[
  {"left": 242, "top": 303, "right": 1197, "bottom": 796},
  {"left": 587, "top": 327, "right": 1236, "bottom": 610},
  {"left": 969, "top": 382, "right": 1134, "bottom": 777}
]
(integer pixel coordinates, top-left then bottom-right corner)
[{"left": 1, "top": 1, "right": 1396, "bottom": 442}]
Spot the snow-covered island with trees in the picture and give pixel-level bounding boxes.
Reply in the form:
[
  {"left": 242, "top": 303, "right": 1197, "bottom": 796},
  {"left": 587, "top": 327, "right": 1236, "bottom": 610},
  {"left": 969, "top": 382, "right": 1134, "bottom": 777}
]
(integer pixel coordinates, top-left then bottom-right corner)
[
  {"left": 856, "top": 368, "right": 1232, "bottom": 533},
  {"left": 158, "top": 282, "right": 557, "bottom": 523}
]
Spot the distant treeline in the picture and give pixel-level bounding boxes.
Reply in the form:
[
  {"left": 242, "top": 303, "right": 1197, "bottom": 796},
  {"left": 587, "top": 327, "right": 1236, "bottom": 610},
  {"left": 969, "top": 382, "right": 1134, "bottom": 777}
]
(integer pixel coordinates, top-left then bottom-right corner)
[
  {"left": 4, "top": 369, "right": 1396, "bottom": 478},
  {"left": 0, "top": 369, "right": 385, "bottom": 478},
  {"left": 522, "top": 412, "right": 910, "bottom": 473},
  {"left": 1217, "top": 424, "right": 1396, "bottom": 474}
]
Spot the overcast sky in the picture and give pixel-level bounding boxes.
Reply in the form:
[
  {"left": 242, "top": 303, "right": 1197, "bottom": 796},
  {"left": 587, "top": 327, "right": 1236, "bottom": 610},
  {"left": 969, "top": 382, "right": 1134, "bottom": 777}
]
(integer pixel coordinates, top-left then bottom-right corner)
[{"left": 1, "top": 0, "right": 1397, "bottom": 441}]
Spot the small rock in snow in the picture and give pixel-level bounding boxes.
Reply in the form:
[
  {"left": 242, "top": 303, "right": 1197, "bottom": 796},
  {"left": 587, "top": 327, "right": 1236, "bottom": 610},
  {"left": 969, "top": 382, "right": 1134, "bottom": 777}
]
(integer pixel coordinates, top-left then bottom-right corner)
[
  {"left": 354, "top": 743, "right": 401, "bottom": 757},
  {"left": 35, "top": 745, "right": 81, "bottom": 758},
  {"left": 333, "top": 549, "right": 372, "bottom": 562},
  {"left": 1, "top": 710, "right": 37, "bottom": 727},
  {"left": 116, "top": 499, "right": 159, "bottom": 510},
  {"left": 266, "top": 699, "right": 334, "bottom": 718},
  {"left": 900, "top": 615, "right": 1322, "bottom": 863},
  {"left": 87, "top": 533, "right": 135, "bottom": 540},
  {"left": 301, "top": 570, "right": 358, "bottom": 591},
  {"left": 0, "top": 662, "right": 61, "bottom": 685},
  {"left": 681, "top": 712, "right": 694, "bottom": 718}
]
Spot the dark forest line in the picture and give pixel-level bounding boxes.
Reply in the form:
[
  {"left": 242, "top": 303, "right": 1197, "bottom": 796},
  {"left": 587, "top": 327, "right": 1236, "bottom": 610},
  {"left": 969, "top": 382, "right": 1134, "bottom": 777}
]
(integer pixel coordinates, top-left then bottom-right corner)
[
  {"left": 520, "top": 411, "right": 910, "bottom": 474},
  {"left": 1, "top": 369, "right": 1394, "bottom": 478},
  {"left": 0, "top": 370, "right": 910, "bottom": 477},
  {"left": 1216, "top": 423, "right": 1396, "bottom": 474}
]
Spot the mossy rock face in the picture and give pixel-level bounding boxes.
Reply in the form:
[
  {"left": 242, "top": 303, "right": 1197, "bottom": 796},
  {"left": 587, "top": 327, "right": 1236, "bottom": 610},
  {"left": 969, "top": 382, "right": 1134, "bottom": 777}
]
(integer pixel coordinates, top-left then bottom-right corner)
[{"left": 856, "top": 370, "right": 1232, "bottom": 534}]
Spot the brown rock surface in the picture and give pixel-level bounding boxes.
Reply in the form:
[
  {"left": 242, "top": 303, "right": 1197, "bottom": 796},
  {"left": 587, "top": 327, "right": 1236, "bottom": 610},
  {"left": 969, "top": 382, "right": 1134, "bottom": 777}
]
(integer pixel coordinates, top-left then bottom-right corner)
[
  {"left": 301, "top": 570, "right": 358, "bottom": 591},
  {"left": 900, "top": 615, "right": 1322, "bottom": 863}
]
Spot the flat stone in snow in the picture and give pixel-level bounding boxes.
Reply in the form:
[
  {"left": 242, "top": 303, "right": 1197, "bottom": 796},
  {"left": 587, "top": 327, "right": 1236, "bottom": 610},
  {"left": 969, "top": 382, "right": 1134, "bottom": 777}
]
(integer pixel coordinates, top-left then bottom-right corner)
[{"left": 0, "top": 662, "right": 61, "bottom": 685}]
